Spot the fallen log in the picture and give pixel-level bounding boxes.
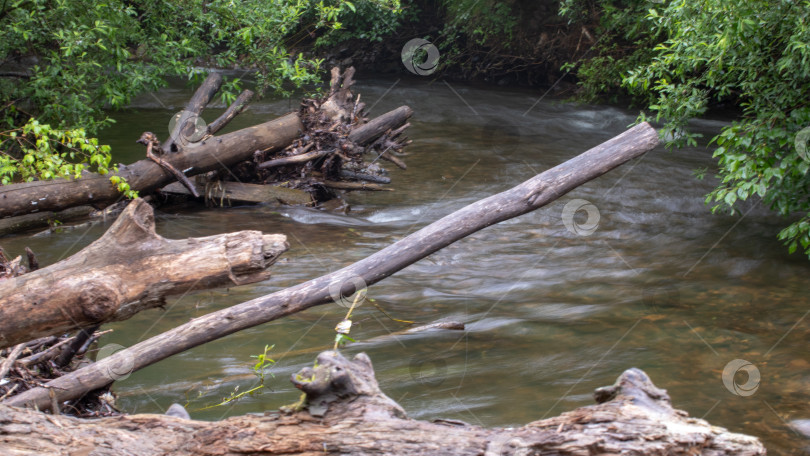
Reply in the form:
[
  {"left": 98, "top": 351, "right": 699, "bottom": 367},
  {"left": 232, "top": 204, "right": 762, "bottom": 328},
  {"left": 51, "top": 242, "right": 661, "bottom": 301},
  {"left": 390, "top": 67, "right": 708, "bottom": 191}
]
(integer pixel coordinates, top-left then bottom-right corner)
[
  {"left": 6, "top": 122, "right": 660, "bottom": 411},
  {"left": 161, "top": 180, "right": 314, "bottom": 206},
  {"left": 0, "top": 113, "right": 302, "bottom": 218},
  {"left": 0, "top": 205, "right": 94, "bottom": 236},
  {"left": 0, "top": 351, "right": 765, "bottom": 455},
  {"left": 0, "top": 198, "right": 288, "bottom": 349},
  {"left": 323, "top": 180, "right": 393, "bottom": 191},
  {"left": 163, "top": 73, "right": 223, "bottom": 153}
]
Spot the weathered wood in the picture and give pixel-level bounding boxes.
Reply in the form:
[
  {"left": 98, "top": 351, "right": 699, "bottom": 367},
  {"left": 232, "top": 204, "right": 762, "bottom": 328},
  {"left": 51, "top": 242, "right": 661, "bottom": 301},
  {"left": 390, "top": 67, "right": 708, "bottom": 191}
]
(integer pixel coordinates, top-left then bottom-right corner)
[
  {"left": 0, "top": 113, "right": 302, "bottom": 218},
  {"left": 323, "top": 180, "right": 393, "bottom": 191},
  {"left": 0, "top": 205, "right": 94, "bottom": 236},
  {"left": 339, "top": 170, "right": 391, "bottom": 184},
  {"left": 5, "top": 122, "right": 660, "bottom": 411},
  {"left": 0, "top": 199, "right": 288, "bottom": 349},
  {"left": 163, "top": 73, "right": 223, "bottom": 153},
  {"left": 348, "top": 106, "right": 413, "bottom": 145},
  {"left": 206, "top": 89, "right": 254, "bottom": 136},
  {"left": 0, "top": 351, "right": 765, "bottom": 455},
  {"left": 257, "top": 149, "right": 331, "bottom": 169},
  {"left": 162, "top": 180, "right": 314, "bottom": 206}
]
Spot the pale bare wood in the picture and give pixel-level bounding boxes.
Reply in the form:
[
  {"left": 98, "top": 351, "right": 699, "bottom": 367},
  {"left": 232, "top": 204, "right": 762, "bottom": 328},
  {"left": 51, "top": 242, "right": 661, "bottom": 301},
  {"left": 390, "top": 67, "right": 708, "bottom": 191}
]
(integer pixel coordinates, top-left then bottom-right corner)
[
  {"left": 0, "top": 199, "right": 288, "bottom": 349},
  {"left": 5, "top": 122, "right": 660, "bottom": 411},
  {"left": 0, "top": 351, "right": 764, "bottom": 455}
]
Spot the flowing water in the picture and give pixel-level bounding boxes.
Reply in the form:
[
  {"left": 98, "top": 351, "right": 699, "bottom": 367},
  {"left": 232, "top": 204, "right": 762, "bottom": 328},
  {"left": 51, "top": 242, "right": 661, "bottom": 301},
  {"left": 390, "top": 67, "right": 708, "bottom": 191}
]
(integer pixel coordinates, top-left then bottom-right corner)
[{"left": 3, "top": 76, "right": 809, "bottom": 454}]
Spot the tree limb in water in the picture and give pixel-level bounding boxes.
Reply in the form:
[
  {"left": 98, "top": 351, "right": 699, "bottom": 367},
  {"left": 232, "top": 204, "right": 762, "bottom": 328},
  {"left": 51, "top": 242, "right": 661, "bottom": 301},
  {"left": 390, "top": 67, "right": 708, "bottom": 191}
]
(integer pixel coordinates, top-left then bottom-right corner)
[{"left": 5, "top": 122, "right": 660, "bottom": 411}]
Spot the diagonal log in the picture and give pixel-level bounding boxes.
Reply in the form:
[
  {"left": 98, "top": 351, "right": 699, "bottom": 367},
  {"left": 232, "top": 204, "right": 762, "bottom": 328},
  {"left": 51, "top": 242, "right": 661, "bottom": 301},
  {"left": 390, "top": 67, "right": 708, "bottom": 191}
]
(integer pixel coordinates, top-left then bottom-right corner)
[
  {"left": 0, "top": 199, "right": 288, "bottom": 349},
  {"left": 0, "top": 351, "right": 765, "bottom": 455},
  {"left": 5, "top": 122, "right": 660, "bottom": 411},
  {"left": 205, "top": 89, "right": 255, "bottom": 137},
  {"left": 163, "top": 73, "right": 223, "bottom": 152}
]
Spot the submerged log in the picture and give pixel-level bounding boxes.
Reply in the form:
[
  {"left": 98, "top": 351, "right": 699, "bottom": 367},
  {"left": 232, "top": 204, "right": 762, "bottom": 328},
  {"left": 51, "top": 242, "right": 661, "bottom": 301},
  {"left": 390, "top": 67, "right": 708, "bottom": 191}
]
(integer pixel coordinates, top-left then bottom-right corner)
[
  {"left": 5, "top": 122, "right": 660, "bottom": 411},
  {"left": 161, "top": 180, "right": 314, "bottom": 206},
  {"left": 0, "top": 351, "right": 765, "bottom": 455},
  {"left": 0, "top": 205, "right": 94, "bottom": 236},
  {"left": 0, "top": 113, "right": 302, "bottom": 219},
  {"left": 0, "top": 198, "right": 288, "bottom": 349}
]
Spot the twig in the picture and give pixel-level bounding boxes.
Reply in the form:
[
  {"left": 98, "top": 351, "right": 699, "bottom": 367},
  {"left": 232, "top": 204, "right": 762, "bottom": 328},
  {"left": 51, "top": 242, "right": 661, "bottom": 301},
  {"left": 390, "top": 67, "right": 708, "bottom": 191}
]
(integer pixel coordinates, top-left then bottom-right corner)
[
  {"left": 0, "top": 383, "right": 18, "bottom": 401},
  {"left": 25, "top": 247, "right": 38, "bottom": 271},
  {"left": 146, "top": 142, "right": 200, "bottom": 197},
  {"left": 0, "top": 343, "right": 24, "bottom": 380},
  {"left": 18, "top": 337, "right": 75, "bottom": 367}
]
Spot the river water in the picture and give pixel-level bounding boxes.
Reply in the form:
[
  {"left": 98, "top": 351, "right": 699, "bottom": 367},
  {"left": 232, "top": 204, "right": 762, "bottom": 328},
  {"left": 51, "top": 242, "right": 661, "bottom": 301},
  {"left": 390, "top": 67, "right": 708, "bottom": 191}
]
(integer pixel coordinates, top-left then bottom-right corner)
[{"left": 3, "top": 76, "right": 809, "bottom": 454}]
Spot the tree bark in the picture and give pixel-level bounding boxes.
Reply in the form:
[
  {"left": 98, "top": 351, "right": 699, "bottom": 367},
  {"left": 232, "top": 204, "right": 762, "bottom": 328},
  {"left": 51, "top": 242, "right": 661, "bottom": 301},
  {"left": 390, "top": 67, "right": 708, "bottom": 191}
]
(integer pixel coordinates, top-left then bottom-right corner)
[
  {"left": 206, "top": 89, "right": 254, "bottom": 136},
  {"left": 0, "top": 198, "right": 288, "bottom": 349},
  {"left": 163, "top": 73, "right": 223, "bottom": 153},
  {"left": 5, "top": 122, "right": 660, "bottom": 411},
  {"left": 348, "top": 106, "right": 413, "bottom": 145},
  {"left": 0, "top": 350, "right": 765, "bottom": 455},
  {"left": 0, "top": 113, "right": 302, "bottom": 219}
]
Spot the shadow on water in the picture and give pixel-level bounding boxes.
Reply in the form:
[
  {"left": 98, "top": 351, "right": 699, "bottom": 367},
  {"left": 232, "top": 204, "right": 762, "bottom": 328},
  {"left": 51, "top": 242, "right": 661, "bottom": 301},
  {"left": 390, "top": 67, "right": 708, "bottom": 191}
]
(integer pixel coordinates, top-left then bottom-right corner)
[{"left": 3, "top": 76, "right": 809, "bottom": 453}]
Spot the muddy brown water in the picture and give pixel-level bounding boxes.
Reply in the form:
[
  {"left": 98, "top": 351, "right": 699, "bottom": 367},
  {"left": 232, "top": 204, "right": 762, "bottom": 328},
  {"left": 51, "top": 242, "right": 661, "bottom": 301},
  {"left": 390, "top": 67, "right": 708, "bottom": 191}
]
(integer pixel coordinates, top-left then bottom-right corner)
[{"left": 2, "top": 76, "right": 809, "bottom": 454}]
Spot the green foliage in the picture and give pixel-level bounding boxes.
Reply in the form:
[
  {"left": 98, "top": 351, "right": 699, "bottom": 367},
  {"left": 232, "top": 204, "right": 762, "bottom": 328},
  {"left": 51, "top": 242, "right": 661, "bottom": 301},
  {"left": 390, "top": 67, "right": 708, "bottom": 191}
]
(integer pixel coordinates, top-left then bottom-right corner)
[
  {"left": 0, "top": 118, "right": 137, "bottom": 197},
  {"left": 441, "top": 0, "right": 517, "bottom": 46},
  {"left": 312, "top": 0, "right": 404, "bottom": 47},
  {"left": 194, "top": 344, "right": 276, "bottom": 410},
  {"left": 559, "top": 0, "right": 663, "bottom": 103},
  {"left": 564, "top": 0, "right": 810, "bottom": 258},
  {"left": 0, "top": 0, "right": 399, "bottom": 195}
]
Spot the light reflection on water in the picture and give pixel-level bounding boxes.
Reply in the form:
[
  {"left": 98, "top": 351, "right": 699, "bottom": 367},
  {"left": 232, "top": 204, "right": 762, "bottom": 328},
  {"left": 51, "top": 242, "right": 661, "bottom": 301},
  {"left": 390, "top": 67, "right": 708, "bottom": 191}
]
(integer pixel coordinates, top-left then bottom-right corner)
[{"left": 2, "top": 77, "right": 808, "bottom": 453}]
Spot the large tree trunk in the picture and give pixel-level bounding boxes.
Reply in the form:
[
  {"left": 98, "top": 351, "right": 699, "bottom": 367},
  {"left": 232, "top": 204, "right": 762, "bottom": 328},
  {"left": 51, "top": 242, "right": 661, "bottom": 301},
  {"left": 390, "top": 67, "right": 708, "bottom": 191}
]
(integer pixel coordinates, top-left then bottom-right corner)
[
  {"left": 0, "top": 350, "right": 765, "bottom": 455},
  {"left": 0, "top": 113, "right": 302, "bottom": 219},
  {"left": 0, "top": 198, "right": 288, "bottom": 349},
  {"left": 5, "top": 122, "right": 661, "bottom": 411}
]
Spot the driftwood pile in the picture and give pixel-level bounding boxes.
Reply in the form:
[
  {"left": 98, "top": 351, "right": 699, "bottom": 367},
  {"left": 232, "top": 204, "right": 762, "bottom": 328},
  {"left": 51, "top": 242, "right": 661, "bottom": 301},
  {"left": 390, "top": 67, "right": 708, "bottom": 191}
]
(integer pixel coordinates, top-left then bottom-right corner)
[
  {"left": 0, "top": 67, "right": 411, "bottom": 233},
  {"left": 0, "top": 88, "right": 768, "bottom": 453},
  {"left": 161, "top": 67, "right": 412, "bottom": 207}
]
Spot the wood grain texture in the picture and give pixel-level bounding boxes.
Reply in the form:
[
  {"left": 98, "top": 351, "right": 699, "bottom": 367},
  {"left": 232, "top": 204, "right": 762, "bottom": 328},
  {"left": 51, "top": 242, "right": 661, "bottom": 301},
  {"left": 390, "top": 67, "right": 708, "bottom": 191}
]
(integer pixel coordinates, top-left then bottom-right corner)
[
  {"left": 5, "top": 123, "right": 659, "bottom": 411},
  {"left": 0, "top": 351, "right": 764, "bottom": 455},
  {"left": 0, "top": 199, "right": 288, "bottom": 349}
]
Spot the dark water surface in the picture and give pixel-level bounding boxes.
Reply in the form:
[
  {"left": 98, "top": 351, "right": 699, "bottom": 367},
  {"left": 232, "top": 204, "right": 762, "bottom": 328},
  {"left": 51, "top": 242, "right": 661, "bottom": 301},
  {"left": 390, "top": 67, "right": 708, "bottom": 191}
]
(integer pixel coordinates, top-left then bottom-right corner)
[{"left": 3, "top": 76, "right": 809, "bottom": 454}]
